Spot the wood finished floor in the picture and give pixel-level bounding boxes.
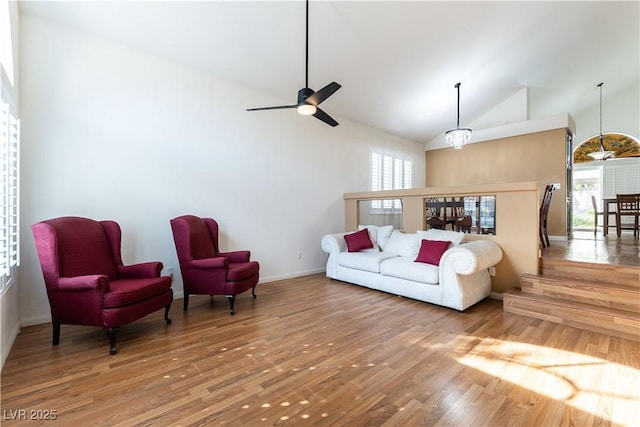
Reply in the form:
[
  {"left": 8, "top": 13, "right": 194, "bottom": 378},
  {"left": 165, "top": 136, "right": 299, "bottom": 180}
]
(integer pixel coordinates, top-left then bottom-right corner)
[
  {"left": 544, "top": 231, "right": 639, "bottom": 267},
  {"left": 2, "top": 272, "right": 639, "bottom": 426}
]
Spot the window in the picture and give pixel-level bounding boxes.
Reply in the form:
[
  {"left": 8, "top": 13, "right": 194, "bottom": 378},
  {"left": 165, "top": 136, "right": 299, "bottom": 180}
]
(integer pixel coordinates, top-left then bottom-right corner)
[
  {"left": 0, "top": 98, "right": 19, "bottom": 294},
  {"left": 370, "top": 151, "right": 412, "bottom": 212}
]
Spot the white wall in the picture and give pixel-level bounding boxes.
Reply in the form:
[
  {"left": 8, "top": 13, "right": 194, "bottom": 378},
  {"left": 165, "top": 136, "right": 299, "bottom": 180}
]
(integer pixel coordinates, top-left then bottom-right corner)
[{"left": 17, "top": 15, "right": 425, "bottom": 326}]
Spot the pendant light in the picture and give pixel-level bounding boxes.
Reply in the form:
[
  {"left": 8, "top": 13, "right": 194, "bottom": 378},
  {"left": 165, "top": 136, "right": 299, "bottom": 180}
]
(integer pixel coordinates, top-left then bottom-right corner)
[
  {"left": 588, "top": 82, "right": 615, "bottom": 161},
  {"left": 445, "top": 82, "right": 472, "bottom": 149}
]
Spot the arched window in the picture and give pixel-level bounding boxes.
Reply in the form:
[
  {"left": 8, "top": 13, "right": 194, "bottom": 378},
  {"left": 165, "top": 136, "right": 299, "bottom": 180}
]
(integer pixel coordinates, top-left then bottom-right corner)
[{"left": 573, "top": 133, "right": 640, "bottom": 163}]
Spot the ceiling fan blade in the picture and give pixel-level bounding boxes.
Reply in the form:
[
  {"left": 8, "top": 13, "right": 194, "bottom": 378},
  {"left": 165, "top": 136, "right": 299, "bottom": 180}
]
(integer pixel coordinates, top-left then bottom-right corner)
[
  {"left": 246, "top": 105, "right": 297, "bottom": 111},
  {"left": 306, "top": 82, "right": 341, "bottom": 106},
  {"left": 245, "top": 0, "right": 341, "bottom": 128},
  {"left": 313, "top": 107, "right": 339, "bottom": 127}
]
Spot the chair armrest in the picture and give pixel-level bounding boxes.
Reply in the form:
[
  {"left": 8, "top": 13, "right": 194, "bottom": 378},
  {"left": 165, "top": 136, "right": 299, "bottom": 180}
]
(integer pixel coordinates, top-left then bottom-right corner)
[
  {"left": 58, "top": 275, "right": 110, "bottom": 292},
  {"left": 118, "top": 262, "right": 163, "bottom": 279},
  {"left": 190, "top": 257, "right": 228, "bottom": 269},
  {"left": 440, "top": 240, "right": 502, "bottom": 275},
  {"left": 219, "top": 250, "right": 251, "bottom": 263},
  {"left": 321, "top": 232, "right": 350, "bottom": 254}
]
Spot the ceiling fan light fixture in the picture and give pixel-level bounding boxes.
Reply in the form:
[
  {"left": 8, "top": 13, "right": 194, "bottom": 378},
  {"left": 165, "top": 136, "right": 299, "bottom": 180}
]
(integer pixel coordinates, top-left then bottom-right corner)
[
  {"left": 297, "top": 104, "right": 316, "bottom": 116},
  {"left": 587, "top": 82, "right": 615, "bottom": 161},
  {"left": 245, "top": 0, "right": 340, "bottom": 127},
  {"left": 588, "top": 149, "right": 614, "bottom": 161},
  {"left": 445, "top": 82, "right": 472, "bottom": 149}
]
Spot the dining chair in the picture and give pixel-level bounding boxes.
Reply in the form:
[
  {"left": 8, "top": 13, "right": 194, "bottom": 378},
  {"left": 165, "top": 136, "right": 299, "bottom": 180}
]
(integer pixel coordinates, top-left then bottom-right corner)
[
  {"left": 591, "top": 195, "right": 604, "bottom": 236},
  {"left": 426, "top": 197, "right": 446, "bottom": 230},
  {"left": 539, "top": 184, "right": 557, "bottom": 247},
  {"left": 615, "top": 194, "right": 640, "bottom": 238}
]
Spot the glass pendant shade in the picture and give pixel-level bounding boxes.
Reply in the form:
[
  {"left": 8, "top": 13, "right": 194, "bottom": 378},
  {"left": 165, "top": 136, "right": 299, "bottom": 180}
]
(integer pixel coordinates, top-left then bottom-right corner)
[
  {"left": 445, "top": 128, "right": 472, "bottom": 149},
  {"left": 445, "top": 82, "right": 471, "bottom": 149}
]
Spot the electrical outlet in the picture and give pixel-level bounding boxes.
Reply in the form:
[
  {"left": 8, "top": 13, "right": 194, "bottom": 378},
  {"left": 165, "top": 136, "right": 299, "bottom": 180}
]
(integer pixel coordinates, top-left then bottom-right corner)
[
  {"left": 297, "top": 252, "right": 302, "bottom": 260},
  {"left": 489, "top": 267, "right": 496, "bottom": 276},
  {"left": 167, "top": 267, "right": 173, "bottom": 276}
]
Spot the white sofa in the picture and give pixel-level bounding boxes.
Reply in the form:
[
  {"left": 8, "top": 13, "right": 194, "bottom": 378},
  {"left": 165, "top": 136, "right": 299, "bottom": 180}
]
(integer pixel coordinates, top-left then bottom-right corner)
[{"left": 321, "top": 226, "right": 503, "bottom": 311}]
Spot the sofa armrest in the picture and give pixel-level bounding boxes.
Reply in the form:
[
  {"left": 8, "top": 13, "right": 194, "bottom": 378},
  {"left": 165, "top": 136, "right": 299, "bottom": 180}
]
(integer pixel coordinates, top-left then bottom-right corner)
[
  {"left": 438, "top": 240, "right": 502, "bottom": 311},
  {"left": 118, "top": 262, "right": 163, "bottom": 279},
  {"left": 321, "top": 232, "right": 350, "bottom": 254},
  {"left": 220, "top": 250, "right": 251, "bottom": 263},
  {"left": 440, "top": 240, "right": 503, "bottom": 276},
  {"left": 58, "top": 275, "right": 110, "bottom": 292}
]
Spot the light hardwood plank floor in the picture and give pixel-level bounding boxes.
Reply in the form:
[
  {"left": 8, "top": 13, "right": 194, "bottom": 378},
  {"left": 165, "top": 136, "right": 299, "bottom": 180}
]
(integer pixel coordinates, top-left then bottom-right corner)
[{"left": 2, "top": 274, "right": 639, "bottom": 426}]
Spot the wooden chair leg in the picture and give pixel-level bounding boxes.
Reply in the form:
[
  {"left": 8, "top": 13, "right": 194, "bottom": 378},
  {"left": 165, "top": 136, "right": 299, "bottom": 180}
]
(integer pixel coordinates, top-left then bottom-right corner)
[
  {"left": 544, "top": 227, "right": 550, "bottom": 247},
  {"left": 105, "top": 328, "right": 118, "bottom": 355},
  {"left": 164, "top": 305, "right": 172, "bottom": 324},
  {"left": 183, "top": 293, "right": 189, "bottom": 311},
  {"left": 226, "top": 295, "right": 236, "bottom": 315},
  {"left": 252, "top": 286, "right": 257, "bottom": 298},
  {"left": 52, "top": 323, "right": 61, "bottom": 346}
]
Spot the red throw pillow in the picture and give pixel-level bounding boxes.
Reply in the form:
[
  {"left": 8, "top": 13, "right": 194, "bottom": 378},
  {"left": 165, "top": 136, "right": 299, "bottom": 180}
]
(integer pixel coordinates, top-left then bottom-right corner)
[
  {"left": 415, "top": 239, "right": 451, "bottom": 265},
  {"left": 344, "top": 228, "right": 374, "bottom": 252}
]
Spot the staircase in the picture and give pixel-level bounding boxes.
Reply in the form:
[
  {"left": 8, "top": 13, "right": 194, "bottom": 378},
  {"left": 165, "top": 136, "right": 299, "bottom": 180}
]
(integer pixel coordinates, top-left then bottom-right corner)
[{"left": 503, "top": 257, "right": 640, "bottom": 342}]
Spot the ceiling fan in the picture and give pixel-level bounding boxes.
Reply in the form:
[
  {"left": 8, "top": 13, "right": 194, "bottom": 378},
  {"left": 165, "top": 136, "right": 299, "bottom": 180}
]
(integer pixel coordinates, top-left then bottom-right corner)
[{"left": 246, "top": 0, "right": 341, "bottom": 127}]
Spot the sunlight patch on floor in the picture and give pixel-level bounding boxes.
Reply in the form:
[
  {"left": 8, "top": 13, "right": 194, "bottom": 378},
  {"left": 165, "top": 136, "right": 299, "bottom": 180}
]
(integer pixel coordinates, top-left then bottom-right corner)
[{"left": 455, "top": 336, "right": 639, "bottom": 426}]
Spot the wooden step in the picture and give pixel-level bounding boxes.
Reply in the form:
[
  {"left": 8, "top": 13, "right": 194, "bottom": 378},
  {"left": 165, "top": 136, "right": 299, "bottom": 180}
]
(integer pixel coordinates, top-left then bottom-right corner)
[
  {"left": 540, "top": 258, "right": 640, "bottom": 288},
  {"left": 520, "top": 273, "right": 640, "bottom": 313},
  {"left": 503, "top": 289, "right": 640, "bottom": 342}
]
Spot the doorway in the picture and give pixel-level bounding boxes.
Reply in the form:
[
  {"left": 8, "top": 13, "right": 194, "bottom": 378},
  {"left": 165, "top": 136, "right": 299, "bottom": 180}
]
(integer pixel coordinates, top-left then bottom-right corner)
[{"left": 572, "top": 165, "right": 603, "bottom": 237}]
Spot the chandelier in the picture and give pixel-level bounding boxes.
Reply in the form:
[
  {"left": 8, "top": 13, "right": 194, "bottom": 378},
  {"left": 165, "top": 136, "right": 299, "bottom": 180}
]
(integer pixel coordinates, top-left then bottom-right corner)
[{"left": 445, "top": 82, "right": 472, "bottom": 149}]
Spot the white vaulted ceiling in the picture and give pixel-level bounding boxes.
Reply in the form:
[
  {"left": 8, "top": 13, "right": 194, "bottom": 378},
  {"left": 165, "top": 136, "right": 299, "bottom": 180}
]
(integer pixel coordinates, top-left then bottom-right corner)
[{"left": 19, "top": 1, "right": 639, "bottom": 145}]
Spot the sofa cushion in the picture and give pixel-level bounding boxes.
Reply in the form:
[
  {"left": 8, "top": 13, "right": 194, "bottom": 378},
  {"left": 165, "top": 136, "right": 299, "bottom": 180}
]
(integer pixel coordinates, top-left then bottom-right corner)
[
  {"left": 344, "top": 228, "right": 374, "bottom": 252},
  {"left": 383, "top": 230, "right": 419, "bottom": 257},
  {"left": 228, "top": 261, "right": 260, "bottom": 282},
  {"left": 359, "top": 225, "right": 394, "bottom": 250},
  {"left": 415, "top": 239, "right": 451, "bottom": 266},
  {"left": 337, "top": 251, "right": 397, "bottom": 273},
  {"left": 379, "top": 256, "right": 439, "bottom": 284},
  {"left": 104, "top": 276, "right": 173, "bottom": 308},
  {"left": 357, "top": 226, "right": 380, "bottom": 252},
  {"left": 417, "top": 229, "right": 465, "bottom": 246}
]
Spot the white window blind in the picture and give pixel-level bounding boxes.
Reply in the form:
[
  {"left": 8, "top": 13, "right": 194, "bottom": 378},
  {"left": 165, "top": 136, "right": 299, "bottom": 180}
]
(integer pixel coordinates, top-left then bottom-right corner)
[
  {"left": 0, "top": 98, "right": 19, "bottom": 281},
  {"left": 370, "top": 152, "right": 412, "bottom": 212}
]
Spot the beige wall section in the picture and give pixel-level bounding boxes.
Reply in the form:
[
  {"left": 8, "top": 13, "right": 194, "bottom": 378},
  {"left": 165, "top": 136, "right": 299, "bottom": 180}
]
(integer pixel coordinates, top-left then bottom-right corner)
[
  {"left": 344, "top": 182, "right": 539, "bottom": 294},
  {"left": 425, "top": 129, "right": 568, "bottom": 238}
]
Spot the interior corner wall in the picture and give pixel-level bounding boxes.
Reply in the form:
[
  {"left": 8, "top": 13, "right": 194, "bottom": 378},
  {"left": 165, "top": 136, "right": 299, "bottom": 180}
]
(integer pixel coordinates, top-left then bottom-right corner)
[
  {"left": 425, "top": 128, "right": 568, "bottom": 237},
  {"left": 17, "top": 14, "right": 425, "bottom": 327}
]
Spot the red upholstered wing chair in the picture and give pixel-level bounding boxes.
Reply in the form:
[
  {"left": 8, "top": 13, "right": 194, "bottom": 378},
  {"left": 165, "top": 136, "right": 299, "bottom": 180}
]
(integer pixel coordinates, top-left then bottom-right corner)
[
  {"left": 170, "top": 215, "right": 260, "bottom": 314},
  {"left": 31, "top": 216, "right": 173, "bottom": 355}
]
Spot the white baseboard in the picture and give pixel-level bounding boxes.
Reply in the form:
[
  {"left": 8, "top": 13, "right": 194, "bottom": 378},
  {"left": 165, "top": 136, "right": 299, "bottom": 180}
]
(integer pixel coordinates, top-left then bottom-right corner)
[
  {"left": 20, "top": 313, "right": 51, "bottom": 328},
  {"left": 490, "top": 292, "right": 504, "bottom": 301},
  {"left": 259, "top": 268, "right": 325, "bottom": 283}
]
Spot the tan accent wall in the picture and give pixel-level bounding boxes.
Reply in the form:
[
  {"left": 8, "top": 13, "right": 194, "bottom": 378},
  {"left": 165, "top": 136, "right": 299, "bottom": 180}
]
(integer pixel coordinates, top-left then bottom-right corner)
[
  {"left": 425, "top": 129, "right": 568, "bottom": 237},
  {"left": 344, "top": 182, "right": 539, "bottom": 294}
]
